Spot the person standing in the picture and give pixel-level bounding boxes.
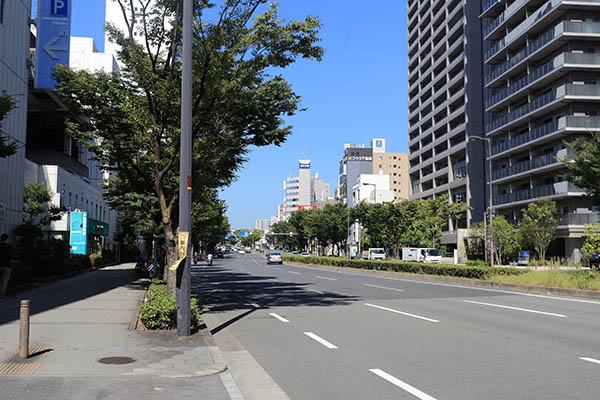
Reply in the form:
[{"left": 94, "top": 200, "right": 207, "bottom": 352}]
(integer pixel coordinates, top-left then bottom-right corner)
[{"left": 0, "top": 234, "right": 15, "bottom": 300}]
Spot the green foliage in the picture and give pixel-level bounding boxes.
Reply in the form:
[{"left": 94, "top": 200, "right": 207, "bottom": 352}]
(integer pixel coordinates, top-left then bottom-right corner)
[
  {"left": 582, "top": 222, "right": 600, "bottom": 257},
  {"left": 282, "top": 255, "right": 524, "bottom": 280},
  {"left": 139, "top": 280, "right": 199, "bottom": 330},
  {"left": 23, "top": 183, "right": 66, "bottom": 227},
  {"left": 492, "top": 269, "right": 600, "bottom": 291},
  {"left": 55, "top": 1, "right": 324, "bottom": 275},
  {"left": 0, "top": 92, "right": 18, "bottom": 158},
  {"left": 466, "top": 259, "right": 488, "bottom": 267},
  {"left": 470, "top": 215, "right": 520, "bottom": 265},
  {"left": 562, "top": 132, "right": 600, "bottom": 205},
  {"left": 518, "top": 198, "right": 557, "bottom": 261}
]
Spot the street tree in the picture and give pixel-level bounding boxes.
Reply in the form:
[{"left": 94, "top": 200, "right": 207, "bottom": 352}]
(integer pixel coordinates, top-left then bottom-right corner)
[
  {"left": 562, "top": 133, "right": 600, "bottom": 205},
  {"left": 471, "top": 215, "right": 519, "bottom": 265},
  {"left": 22, "top": 183, "right": 66, "bottom": 228},
  {"left": 581, "top": 222, "right": 600, "bottom": 258},
  {"left": 0, "top": 93, "right": 18, "bottom": 158},
  {"left": 56, "top": 1, "right": 324, "bottom": 278},
  {"left": 518, "top": 198, "right": 557, "bottom": 261}
]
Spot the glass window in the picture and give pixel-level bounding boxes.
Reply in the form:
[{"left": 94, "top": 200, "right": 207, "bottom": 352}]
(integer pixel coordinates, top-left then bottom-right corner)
[{"left": 0, "top": 0, "right": 4, "bottom": 24}]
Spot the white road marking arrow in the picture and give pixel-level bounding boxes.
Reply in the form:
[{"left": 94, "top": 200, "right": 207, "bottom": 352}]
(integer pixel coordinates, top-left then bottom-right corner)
[{"left": 43, "top": 37, "right": 67, "bottom": 60}]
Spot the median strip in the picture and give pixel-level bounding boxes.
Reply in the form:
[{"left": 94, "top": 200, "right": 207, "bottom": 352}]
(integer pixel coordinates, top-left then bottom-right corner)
[
  {"left": 303, "top": 332, "right": 338, "bottom": 349},
  {"left": 269, "top": 313, "right": 289, "bottom": 323},
  {"left": 364, "top": 283, "right": 404, "bottom": 292},
  {"left": 365, "top": 303, "right": 439, "bottom": 323},
  {"left": 463, "top": 300, "right": 567, "bottom": 318},
  {"left": 369, "top": 369, "right": 437, "bottom": 400}
]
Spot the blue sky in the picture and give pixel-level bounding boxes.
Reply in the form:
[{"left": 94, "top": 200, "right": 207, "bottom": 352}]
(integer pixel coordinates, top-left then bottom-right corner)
[{"left": 64, "top": 0, "right": 407, "bottom": 230}]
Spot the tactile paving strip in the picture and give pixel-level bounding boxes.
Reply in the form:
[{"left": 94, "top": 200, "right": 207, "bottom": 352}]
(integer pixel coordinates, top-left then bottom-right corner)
[
  {"left": 7, "top": 346, "right": 54, "bottom": 356},
  {"left": 0, "top": 363, "right": 40, "bottom": 374}
]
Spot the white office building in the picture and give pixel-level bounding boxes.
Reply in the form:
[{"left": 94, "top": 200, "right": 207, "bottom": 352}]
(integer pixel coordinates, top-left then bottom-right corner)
[
  {"left": 351, "top": 174, "right": 395, "bottom": 205},
  {"left": 0, "top": 0, "right": 31, "bottom": 237},
  {"left": 283, "top": 159, "right": 331, "bottom": 219}
]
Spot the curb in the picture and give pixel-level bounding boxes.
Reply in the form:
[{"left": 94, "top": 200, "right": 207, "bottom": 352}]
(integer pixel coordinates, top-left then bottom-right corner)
[{"left": 285, "top": 261, "right": 600, "bottom": 300}]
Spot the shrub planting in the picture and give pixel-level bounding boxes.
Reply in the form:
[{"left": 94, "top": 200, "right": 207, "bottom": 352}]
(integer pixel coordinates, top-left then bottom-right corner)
[{"left": 139, "top": 280, "right": 200, "bottom": 330}]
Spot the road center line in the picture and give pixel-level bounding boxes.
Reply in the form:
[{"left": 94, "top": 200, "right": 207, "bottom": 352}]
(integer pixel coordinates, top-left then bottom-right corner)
[
  {"left": 364, "top": 284, "right": 404, "bottom": 292},
  {"left": 315, "top": 275, "right": 337, "bottom": 281},
  {"left": 269, "top": 313, "right": 289, "bottom": 323},
  {"left": 580, "top": 357, "right": 600, "bottom": 365},
  {"left": 463, "top": 300, "right": 567, "bottom": 317},
  {"left": 303, "top": 332, "right": 338, "bottom": 349},
  {"left": 249, "top": 303, "right": 261, "bottom": 309},
  {"left": 369, "top": 369, "right": 437, "bottom": 400},
  {"left": 365, "top": 303, "right": 439, "bottom": 323},
  {"left": 288, "top": 271, "right": 301, "bottom": 275}
]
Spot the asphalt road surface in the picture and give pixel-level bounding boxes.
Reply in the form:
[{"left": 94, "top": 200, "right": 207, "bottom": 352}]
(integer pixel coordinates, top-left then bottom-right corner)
[{"left": 194, "top": 253, "right": 600, "bottom": 400}]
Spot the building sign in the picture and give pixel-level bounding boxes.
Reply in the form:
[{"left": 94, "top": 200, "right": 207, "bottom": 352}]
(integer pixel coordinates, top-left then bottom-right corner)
[
  {"left": 69, "top": 211, "right": 87, "bottom": 255},
  {"left": 35, "top": 0, "right": 72, "bottom": 89},
  {"left": 298, "top": 205, "right": 316, "bottom": 211},
  {"left": 87, "top": 218, "right": 109, "bottom": 236},
  {"left": 240, "top": 230, "right": 249, "bottom": 238},
  {"left": 299, "top": 161, "right": 311, "bottom": 169},
  {"left": 347, "top": 156, "right": 372, "bottom": 161}
]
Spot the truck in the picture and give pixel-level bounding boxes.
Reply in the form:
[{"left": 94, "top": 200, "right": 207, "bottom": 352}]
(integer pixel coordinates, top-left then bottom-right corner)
[
  {"left": 367, "top": 248, "right": 386, "bottom": 260},
  {"left": 402, "top": 248, "right": 442, "bottom": 263}
]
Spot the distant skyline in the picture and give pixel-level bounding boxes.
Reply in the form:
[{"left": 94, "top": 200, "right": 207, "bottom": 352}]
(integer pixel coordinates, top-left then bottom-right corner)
[{"left": 63, "top": 0, "right": 408, "bottom": 230}]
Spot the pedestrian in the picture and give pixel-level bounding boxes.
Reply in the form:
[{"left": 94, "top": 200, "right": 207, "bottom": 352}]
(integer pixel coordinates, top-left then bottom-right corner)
[{"left": 0, "top": 233, "right": 15, "bottom": 300}]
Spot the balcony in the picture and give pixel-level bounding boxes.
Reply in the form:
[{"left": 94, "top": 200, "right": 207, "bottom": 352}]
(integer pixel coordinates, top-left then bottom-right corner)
[
  {"left": 494, "top": 182, "right": 584, "bottom": 206},
  {"left": 481, "top": 0, "right": 505, "bottom": 18},
  {"left": 491, "top": 149, "right": 571, "bottom": 181},
  {"left": 486, "top": 84, "right": 600, "bottom": 134},
  {"left": 484, "top": 0, "right": 529, "bottom": 39},
  {"left": 558, "top": 213, "right": 600, "bottom": 226},
  {"left": 486, "top": 21, "right": 600, "bottom": 87},
  {"left": 486, "top": 53, "right": 600, "bottom": 110}
]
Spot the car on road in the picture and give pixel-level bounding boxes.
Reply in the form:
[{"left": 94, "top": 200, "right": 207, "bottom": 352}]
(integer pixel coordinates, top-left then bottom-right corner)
[
  {"left": 300, "top": 252, "right": 310, "bottom": 257},
  {"left": 585, "top": 253, "right": 600, "bottom": 271},
  {"left": 267, "top": 251, "right": 283, "bottom": 265},
  {"left": 244, "top": 247, "right": 251, "bottom": 253}
]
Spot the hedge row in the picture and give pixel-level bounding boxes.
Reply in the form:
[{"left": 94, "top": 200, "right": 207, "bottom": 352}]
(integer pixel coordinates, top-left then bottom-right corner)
[
  {"left": 139, "top": 280, "right": 200, "bottom": 330},
  {"left": 282, "top": 255, "right": 525, "bottom": 280}
]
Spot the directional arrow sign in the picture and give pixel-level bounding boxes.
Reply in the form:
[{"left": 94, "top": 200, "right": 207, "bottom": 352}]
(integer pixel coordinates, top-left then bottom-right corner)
[{"left": 42, "top": 37, "right": 67, "bottom": 60}]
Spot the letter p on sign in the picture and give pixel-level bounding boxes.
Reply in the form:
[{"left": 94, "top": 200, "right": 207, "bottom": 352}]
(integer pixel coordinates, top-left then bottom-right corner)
[{"left": 51, "top": 0, "right": 68, "bottom": 15}]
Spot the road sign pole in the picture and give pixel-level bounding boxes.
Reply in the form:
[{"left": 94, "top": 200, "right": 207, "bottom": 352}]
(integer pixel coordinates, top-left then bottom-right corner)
[{"left": 176, "top": 0, "right": 193, "bottom": 337}]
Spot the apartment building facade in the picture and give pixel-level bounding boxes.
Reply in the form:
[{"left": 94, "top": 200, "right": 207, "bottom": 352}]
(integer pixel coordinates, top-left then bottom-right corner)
[
  {"left": 371, "top": 138, "right": 410, "bottom": 201},
  {"left": 481, "top": 0, "right": 600, "bottom": 260},
  {"left": 407, "top": 0, "right": 486, "bottom": 256}
]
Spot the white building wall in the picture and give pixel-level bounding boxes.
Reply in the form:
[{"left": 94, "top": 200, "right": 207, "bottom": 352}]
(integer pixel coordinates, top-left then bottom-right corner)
[
  {"left": 351, "top": 174, "right": 394, "bottom": 205},
  {"left": 70, "top": 36, "right": 119, "bottom": 73},
  {"left": 0, "top": 0, "right": 31, "bottom": 237}
]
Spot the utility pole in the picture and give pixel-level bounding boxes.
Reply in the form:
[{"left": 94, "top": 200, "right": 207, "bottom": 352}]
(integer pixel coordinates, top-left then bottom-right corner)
[{"left": 176, "top": 0, "right": 193, "bottom": 337}]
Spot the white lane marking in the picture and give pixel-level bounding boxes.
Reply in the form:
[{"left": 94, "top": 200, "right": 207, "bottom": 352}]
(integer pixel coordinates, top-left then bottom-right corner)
[
  {"left": 269, "top": 313, "right": 289, "bottom": 323},
  {"left": 580, "top": 357, "right": 600, "bottom": 365},
  {"left": 303, "top": 332, "right": 338, "bottom": 349},
  {"left": 370, "top": 369, "right": 437, "bottom": 400},
  {"left": 364, "top": 283, "right": 404, "bottom": 292},
  {"left": 286, "top": 263, "right": 600, "bottom": 305},
  {"left": 463, "top": 300, "right": 567, "bottom": 318},
  {"left": 273, "top": 267, "right": 281, "bottom": 271},
  {"left": 365, "top": 303, "right": 439, "bottom": 323},
  {"left": 306, "top": 288, "right": 325, "bottom": 294},
  {"left": 288, "top": 271, "right": 301, "bottom": 275},
  {"left": 315, "top": 275, "right": 337, "bottom": 281},
  {"left": 249, "top": 303, "right": 261, "bottom": 308}
]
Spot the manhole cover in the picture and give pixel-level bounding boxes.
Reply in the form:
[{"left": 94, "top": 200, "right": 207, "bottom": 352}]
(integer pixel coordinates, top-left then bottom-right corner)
[{"left": 97, "top": 356, "right": 136, "bottom": 365}]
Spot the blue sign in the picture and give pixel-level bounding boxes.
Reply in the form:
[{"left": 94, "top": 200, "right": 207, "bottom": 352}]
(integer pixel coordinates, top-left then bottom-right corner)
[
  {"left": 299, "top": 162, "right": 310, "bottom": 169},
  {"left": 240, "top": 230, "right": 249, "bottom": 238},
  {"left": 35, "top": 0, "right": 72, "bottom": 89},
  {"left": 69, "top": 212, "right": 88, "bottom": 255},
  {"left": 226, "top": 233, "right": 231, "bottom": 239}
]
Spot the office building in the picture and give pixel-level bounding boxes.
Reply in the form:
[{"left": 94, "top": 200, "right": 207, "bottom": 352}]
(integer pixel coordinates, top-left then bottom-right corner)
[
  {"left": 0, "top": 0, "right": 31, "bottom": 236},
  {"left": 335, "top": 144, "right": 374, "bottom": 207},
  {"left": 371, "top": 138, "right": 410, "bottom": 201},
  {"left": 283, "top": 159, "right": 331, "bottom": 219},
  {"left": 481, "top": 0, "right": 600, "bottom": 260},
  {"left": 351, "top": 174, "right": 395, "bottom": 205},
  {"left": 407, "top": 0, "right": 486, "bottom": 257}
]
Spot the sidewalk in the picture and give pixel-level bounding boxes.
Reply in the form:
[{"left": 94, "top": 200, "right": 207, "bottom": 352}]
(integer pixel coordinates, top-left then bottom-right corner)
[{"left": 0, "top": 263, "right": 243, "bottom": 399}]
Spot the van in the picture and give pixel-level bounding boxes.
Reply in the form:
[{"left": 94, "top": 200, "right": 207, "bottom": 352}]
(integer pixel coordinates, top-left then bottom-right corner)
[
  {"left": 402, "top": 248, "right": 442, "bottom": 263},
  {"left": 368, "top": 248, "right": 386, "bottom": 260}
]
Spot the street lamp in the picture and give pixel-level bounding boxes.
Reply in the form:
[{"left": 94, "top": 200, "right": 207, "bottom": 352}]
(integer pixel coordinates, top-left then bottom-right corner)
[{"left": 468, "top": 136, "right": 494, "bottom": 268}]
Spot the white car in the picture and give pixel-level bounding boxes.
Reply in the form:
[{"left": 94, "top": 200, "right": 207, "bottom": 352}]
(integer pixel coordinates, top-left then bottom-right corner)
[{"left": 267, "top": 252, "right": 283, "bottom": 265}]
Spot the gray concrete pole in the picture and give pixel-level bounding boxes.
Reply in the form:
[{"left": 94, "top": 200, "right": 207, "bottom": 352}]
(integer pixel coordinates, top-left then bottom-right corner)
[
  {"left": 19, "top": 300, "right": 30, "bottom": 359},
  {"left": 177, "top": 0, "right": 193, "bottom": 337}
]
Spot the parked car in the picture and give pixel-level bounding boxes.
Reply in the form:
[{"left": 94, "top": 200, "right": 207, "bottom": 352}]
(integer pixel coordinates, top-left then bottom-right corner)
[
  {"left": 585, "top": 253, "right": 600, "bottom": 271},
  {"left": 368, "top": 248, "right": 386, "bottom": 260},
  {"left": 300, "top": 252, "right": 310, "bottom": 257},
  {"left": 267, "top": 251, "right": 283, "bottom": 265}
]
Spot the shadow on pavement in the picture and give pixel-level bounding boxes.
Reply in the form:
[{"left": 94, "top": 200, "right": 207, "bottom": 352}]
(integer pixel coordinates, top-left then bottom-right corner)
[{"left": 0, "top": 265, "right": 147, "bottom": 326}]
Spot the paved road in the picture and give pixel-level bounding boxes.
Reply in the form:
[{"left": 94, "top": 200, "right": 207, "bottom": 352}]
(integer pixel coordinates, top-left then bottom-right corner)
[{"left": 196, "top": 253, "right": 600, "bottom": 400}]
